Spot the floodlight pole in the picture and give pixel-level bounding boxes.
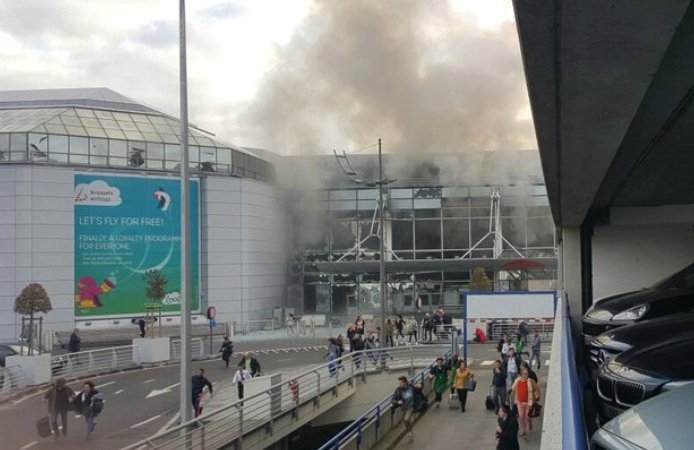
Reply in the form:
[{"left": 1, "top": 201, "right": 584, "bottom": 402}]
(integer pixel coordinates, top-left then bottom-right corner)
[
  {"left": 377, "top": 139, "right": 386, "bottom": 345},
  {"left": 179, "top": 0, "right": 192, "bottom": 425}
]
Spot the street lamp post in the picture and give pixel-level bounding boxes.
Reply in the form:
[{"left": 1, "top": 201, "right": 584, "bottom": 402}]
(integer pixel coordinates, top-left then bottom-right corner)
[
  {"left": 334, "top": 139, "right": 395, "bottom": 346},
  {"left": 178, "top": 0, "right": 192, "bottom": 425}
]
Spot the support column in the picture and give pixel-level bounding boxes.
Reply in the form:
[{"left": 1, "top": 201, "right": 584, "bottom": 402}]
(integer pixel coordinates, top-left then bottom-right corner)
[{"left": 559, "top": 227, "right": 583, "bottom": 338}]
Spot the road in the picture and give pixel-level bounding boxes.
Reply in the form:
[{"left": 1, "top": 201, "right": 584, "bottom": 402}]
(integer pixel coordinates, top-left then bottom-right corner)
[{"left": 0, "top": 347, "right": 327, "bottom": 450}]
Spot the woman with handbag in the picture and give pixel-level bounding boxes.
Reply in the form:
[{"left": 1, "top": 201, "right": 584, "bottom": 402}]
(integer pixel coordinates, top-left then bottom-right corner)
[
  {"left": 511, "top": 367, "right": 534, "bottom": 436},
  {"left": 453, "top": 360, "right": 474, "bottom": 413}
]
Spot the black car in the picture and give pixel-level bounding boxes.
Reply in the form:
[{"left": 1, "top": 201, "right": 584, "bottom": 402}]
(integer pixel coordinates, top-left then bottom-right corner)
[
  {"left": 595, "top": 337, "right": 694, "bottom": 424},
  {"left": 587, "top": 313, "right": 694, "bottom": 375},
  {"left": 582, "top": 262, "right": 694, "bottom": 344}
]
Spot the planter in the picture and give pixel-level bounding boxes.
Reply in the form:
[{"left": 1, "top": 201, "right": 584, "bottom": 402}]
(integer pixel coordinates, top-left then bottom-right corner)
[{"left": 133, "top": 337, "right": 171, "bottom": 363}]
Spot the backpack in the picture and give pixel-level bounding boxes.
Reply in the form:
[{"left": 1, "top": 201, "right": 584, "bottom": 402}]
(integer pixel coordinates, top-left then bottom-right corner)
[
  {"left": 90, "top": 396, "right": 104, "bottom": 416},
  {"left": 413, "top": 387, "right": 428, "bottom": 412}
]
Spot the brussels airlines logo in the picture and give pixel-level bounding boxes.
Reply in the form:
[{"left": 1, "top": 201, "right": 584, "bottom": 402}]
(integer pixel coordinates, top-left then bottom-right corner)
[
  {"left": 153, "top": 187, "right": 171, "bottom": 211},
  {"left": 74, "top": 180, "right": 122, "bottom": 206}
]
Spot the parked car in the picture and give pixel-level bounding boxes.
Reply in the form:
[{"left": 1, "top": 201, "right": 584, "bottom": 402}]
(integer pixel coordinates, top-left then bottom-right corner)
[
  {"left": 587, "top": 313, "right": 694, "bottom": 376},
  {"left": 582, "top": 262, "right": 694, "bottom": 344},
  {"left": 595, "top": 336, "right": 694, "bottom": 424},
  {"left": 0, "top": 343, "right": 46, "bottom": 367},
  {"left": 591, "top": 381, "right": 694, "bottom": 449}
]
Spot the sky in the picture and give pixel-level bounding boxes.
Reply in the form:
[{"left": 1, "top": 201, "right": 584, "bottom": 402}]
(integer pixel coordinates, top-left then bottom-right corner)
[{"left": 0, "top": 0, "right": 536, "bottom": 155}]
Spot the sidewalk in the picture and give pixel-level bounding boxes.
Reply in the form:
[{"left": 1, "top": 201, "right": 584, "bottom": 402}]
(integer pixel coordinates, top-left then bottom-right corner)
[{"left": 381, "top": 368, "right": 545, "bottom": 450}]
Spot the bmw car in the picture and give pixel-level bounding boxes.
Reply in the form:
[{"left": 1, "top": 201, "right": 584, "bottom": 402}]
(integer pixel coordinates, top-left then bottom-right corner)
[
  {"left": 582, "top": 262, "right": 694, "bottom": 345},
  {"left": 595, "top": 337, "right": 694, "bottom": 424},
  {"left": 587, "top": 313, "right": 694, "bottom": 375}
]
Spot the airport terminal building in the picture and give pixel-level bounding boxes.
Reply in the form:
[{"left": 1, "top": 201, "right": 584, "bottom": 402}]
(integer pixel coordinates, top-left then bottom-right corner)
[{"left": 0, "top": 88, "right": 557, "bottom": 341}]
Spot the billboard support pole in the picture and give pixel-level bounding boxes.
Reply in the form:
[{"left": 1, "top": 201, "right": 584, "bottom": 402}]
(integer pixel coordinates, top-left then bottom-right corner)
[{"left": 179, "top": 0, "right": 192, "bottom": 426}]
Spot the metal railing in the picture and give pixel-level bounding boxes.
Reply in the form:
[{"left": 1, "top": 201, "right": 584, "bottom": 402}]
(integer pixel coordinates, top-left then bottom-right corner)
[
  {"left": 0, "top": 365, "right": 27, "bottom": 401},
  {"left": 317, "top": 350, "right": 449, "bottom": 450},
  {"left": 121, "top": 345, "right": 447, "bottom": 450},
  {"left": 490, "top": 322, "right": 554, "bottom": 341},
  {"left": 50, "top": 345, "right": 140, "bottom": 379},
  {"left": 240, "top": 318, "right": 279, "bottom": 334},
  {"left": 170, "top": 337, "right": 206, "bottom": 360},
  {"left": 559, "top": 292, "right": 589, "bottom": 449}
]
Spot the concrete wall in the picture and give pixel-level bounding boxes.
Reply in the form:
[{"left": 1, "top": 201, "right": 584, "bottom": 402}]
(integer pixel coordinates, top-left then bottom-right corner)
[
  {"left": 591, "top": 214, "right": 694, "bottom": 300},
  {"left": 202, "top": 177, "right": 288, "bottom": 326},
  {"left": 0, "top": 165, "right": 75, "bottom": 341},
  {"left": 0, "top": 164, "right": 288, "bottom": 342}
]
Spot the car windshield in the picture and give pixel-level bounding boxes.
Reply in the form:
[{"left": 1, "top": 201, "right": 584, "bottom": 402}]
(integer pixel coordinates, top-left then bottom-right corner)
[{"left": 650, "top": 263, "right": 694, "bottom": 290}]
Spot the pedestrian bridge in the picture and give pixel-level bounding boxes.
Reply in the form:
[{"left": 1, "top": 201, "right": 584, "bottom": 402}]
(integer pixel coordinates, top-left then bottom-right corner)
[{"left": 121, "top": 346, "right": 448, "bottom": 450}]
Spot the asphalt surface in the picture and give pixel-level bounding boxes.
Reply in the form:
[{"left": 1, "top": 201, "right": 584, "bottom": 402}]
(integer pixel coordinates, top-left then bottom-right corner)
[
  {"left": 0, "top": 348, "right": 326, "bottom": 450},
  {"left": 2, "top": 340, "right": 551, "bottom": 450}
]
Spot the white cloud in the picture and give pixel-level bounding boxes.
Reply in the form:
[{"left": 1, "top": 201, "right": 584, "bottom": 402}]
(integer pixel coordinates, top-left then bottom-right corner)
[{"left": 74, "top": 180, "right": 122, "bottom": 206}]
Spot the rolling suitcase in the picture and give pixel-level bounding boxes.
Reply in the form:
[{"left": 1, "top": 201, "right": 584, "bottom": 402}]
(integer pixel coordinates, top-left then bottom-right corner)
[
  {"left": 485, "top": 385, "right": 495, "bottom": 411},
  {"left": 37, "top": 416, "right": 52, "bottom": 437},
  {"left": 448, "top": 391, "right": 458, "bottom": 410}
]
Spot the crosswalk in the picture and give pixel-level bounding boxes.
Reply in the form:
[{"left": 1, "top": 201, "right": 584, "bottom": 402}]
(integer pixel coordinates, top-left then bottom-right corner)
[{"left": 254, "top": 345, "right": 325, "bottom": 355}]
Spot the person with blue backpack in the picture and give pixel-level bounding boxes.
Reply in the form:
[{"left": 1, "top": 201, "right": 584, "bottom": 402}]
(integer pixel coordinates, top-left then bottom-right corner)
[{"left": 74, "top": 380, "right": 103, "bottom": 440}]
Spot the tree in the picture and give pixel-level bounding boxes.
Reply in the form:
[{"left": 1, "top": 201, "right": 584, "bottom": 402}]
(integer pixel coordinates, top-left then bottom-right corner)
[
  {"left": 14, "top": 283, "right": 52, "bottom": 354},
  {"left": 143, "top": 270, "right": 168, "bottom": 338},
  {"left": 469, "top": 267, "right": 493, "bottom": 291},
  {"left": 144, "top": 270, "right": 168, "bottom": 303}
]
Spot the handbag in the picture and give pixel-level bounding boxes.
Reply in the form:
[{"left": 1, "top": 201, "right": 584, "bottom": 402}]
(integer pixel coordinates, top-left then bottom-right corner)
[
  {"left": 463, "top": 379, "right": 477, "bottom": 392},
  {"left": 529, "top": 402, "right": 542, "bottom": 418}
]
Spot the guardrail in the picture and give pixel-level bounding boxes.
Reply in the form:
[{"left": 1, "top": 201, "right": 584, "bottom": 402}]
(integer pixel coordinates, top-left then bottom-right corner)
[
  {"left": 170, "top": 337, "right": 206, "bottom": 360},
  {"left": 540, "top": 291, "right": 588, "bottom": 450},
  {"left": 0, "top": 365, "right": 27, "bottom": 401},
  {"left": 50, "top": 345, "right": 140, "bottom": 379},
  {"left": 121, "top": 345, "right": 446, "bottom": 450},
  {"left": 317, "top": 350, "right": 449, "bottom": 450}
]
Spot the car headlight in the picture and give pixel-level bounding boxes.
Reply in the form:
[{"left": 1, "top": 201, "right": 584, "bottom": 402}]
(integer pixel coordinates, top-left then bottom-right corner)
[
  {"left": 586, "top": 308, "right": 613, "bottom": 320},
  {"left": 612, "top": 305, "right": 648, "bottom": 321}
]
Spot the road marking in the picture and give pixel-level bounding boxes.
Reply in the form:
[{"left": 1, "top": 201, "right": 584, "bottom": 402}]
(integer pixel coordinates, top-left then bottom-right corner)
[
  {"left": 480, "top": 360, "right": 494, "bottom": 366},
  {"left": 158, "top": 412, "right": 180, "bottom": 433},
  {"left": 277, "top": 358, "right": 295, "bottom": 362},
  {"left": 144, "top": 378, "right": 157, "bottom": 384},
  {"left": 130, "top": 414, "right": 162, "bottom": 429},
  {"left": 20, "top": 441, "right": 38, "bottom": 449},
  {"left": 146, "top": 382, "right": 180, "bottom": 399},
  {"left": 97, "top": 381, "right": 116, "bottom": 388},
  {"left": 114, "top": 389, "right": 125, "bottom": 395}
]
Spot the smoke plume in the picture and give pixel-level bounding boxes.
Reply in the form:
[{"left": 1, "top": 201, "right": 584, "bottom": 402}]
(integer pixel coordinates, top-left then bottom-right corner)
[{"left": 235, "top": 0, "right": 536, "bottom": 156}]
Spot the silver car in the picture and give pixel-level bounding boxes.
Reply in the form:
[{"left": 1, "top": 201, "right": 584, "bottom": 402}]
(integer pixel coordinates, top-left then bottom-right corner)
[{"left": 591, "top": 381, "right": 694, "bottom": 449}]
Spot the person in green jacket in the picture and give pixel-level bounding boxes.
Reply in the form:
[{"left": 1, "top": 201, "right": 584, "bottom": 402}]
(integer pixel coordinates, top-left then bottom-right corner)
[
  {"left": 514, "top": 334, "right": 529, "bottom": 358},
  {"left": 428, "top": 357, "right": 449, "bottom": 407}
]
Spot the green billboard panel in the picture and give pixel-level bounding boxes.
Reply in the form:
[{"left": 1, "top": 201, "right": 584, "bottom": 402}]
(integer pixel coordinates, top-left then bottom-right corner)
[{"left": 74, "top": 173, "right": 200, "bottom": 317}]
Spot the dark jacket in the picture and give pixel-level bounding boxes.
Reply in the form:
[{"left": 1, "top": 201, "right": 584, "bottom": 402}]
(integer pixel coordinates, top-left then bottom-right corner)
[
  {"left": 44, "top": 385, "right": 75, "bottom": 413},
  {"left": 192, "top": 374, "right": 213, "bottom": 396},
  {"left": 492, "top": 367, "right": 507, "bottom": 388},
  {"left": 68, "top": 332, "right": 81, "bottom": 353},
  {"left": 497, "top": 415, "right": 520, "bottom": 450},
  {"left": 502, "top": 355, "right": 522, "bottom": 374},
  {"left": 391, "top": 383, "right": 414, "bottom": 411},
  {"left": 75, "top": 389, "right": 103, "bottom": 417},
  {"left": 239, "top": 356, "right": 261, "bottom": 376},
  {"left": 219, "top": 341, "right": 234, "bottom": 360}
]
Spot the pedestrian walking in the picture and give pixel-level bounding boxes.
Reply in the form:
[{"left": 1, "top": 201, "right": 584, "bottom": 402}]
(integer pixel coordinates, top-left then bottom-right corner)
[
  {"left": 408, "top": 320, "right": 418, "bottom": 343},
  {"left": 395, "top": 315, "right": 406, "bottom": 341},
  {"left": 391, "top": 376, "right": 415, "bottom": 442},
  {"left": 491, "top": 360, "right": 507, "bottom": 413},
  {"left": 428, "top": 357, "right": 449, "bottom": 408},
  {"left": 219, "top": 336, "right": 234, "bottom": 368},
  {"left": 233, "top": 364, "right": 252, "bottom": 402},
  {"left": 350, "top": 333, "right": 365, "bottom": 368},
  {"left": 191, "top": 368, "right": 213, "bottom": 417},
  {"left": 384, "top": 319, "right": 395, "bottom": 347},
  {"left": 43, "top": 378, "right": 75, "bottom": 439},
  {"left": 74, "top": 380, "right": 103, "bottom": 440},
  {"left": 287, "top": 313, "right": 297, "bottom": 335},
  {"left": 137, "top": 318, "right": 146, "bottom": 338},
  {"left": 68, "top": 328, "right": 81, "bottom": 353},
  {"left": 518, "top": 320, "right": 529, "bottom": 346},
  {"left": 501, "top": 334, "right": 513, "bottom": 357},
  {"left": 511, "top": 367, "right": 535, "bottom": 436},
  {"left": 497, "top": 333, "right": 508, "bottom": 360},
  {"left": 496, "top": 404, "right": 520, "bottom": 450},
  {"left": 514, "top": 334, "right": 529, "bottom": 358},
  {"left": 239, "top": 352, "right": 262, "bottom": 377},
  {"left": 453, "top": 360, "right": 474, "bottom": 413},
  {"left": 325, "top": 337, "right": 339, "bottom": 376},
  {"left": 529, "top": 332, "right": 542, "bottom": 369},
  {"left": 423, "top": 314, "right": 434, "bottom": 341},
  {"left": 502, "top": 347, "right": 521, "bottom": 390}
]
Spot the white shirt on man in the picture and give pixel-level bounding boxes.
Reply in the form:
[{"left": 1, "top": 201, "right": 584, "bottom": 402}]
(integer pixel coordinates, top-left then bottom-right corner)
[{"left": 233, "top": 369, "right": 251, "bottom": 384}]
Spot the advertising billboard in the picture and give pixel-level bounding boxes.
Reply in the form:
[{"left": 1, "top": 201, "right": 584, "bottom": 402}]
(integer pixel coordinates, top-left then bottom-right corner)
[{"left": 74, "top": 173, "right": 200, "bottom": 317}]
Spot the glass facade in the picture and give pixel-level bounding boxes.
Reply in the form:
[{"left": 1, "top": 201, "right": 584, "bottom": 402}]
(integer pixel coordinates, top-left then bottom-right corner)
[
  {"left": 0, "top": 107, "right": 274, "bottom": 182},
  {"left": 295, "top": 184, "right": 557, "bottom": 315}
]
